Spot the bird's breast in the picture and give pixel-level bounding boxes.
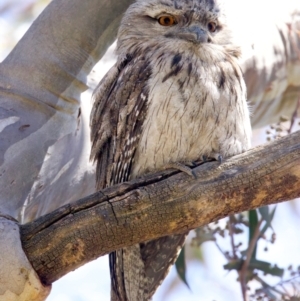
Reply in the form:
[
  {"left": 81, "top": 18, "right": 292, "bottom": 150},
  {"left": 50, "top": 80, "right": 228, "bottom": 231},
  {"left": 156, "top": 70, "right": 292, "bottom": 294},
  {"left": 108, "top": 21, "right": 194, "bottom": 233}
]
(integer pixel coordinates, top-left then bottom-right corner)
[{"left": 130, "top": 54, "right": 251, "bottom": 178}]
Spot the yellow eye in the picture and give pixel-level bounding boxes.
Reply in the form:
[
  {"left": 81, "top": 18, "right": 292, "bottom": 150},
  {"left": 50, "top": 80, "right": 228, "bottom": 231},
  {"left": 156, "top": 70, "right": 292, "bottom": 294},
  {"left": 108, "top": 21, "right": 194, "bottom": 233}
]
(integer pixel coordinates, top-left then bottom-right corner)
[
  {"left": 158, "top": 15, "right": 177, "bottom": 26},
  {"left": 207, "top": 22, "right": 217, "bottom": 33}
]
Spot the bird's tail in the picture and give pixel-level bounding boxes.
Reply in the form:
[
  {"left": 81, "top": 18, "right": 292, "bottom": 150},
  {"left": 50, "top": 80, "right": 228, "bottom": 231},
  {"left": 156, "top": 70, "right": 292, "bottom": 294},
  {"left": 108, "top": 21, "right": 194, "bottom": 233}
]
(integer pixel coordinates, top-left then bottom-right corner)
[{"left": 110, "top": 233, "right": 188, "bottom": 301}]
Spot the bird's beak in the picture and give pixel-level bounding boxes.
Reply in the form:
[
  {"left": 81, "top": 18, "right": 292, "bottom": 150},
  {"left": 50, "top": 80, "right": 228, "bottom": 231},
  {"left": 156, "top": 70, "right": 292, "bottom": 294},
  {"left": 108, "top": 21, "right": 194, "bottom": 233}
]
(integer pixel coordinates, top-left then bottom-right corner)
[{"left": 173, "top": 25, "right": 208, "bottom": 44}]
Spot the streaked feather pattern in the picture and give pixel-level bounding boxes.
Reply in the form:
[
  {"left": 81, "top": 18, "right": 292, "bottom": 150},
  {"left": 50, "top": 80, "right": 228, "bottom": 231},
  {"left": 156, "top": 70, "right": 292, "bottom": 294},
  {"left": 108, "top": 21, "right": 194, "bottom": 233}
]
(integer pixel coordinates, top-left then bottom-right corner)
[{"left": 91, "top": 0, "right": 252, "bottom": 300}]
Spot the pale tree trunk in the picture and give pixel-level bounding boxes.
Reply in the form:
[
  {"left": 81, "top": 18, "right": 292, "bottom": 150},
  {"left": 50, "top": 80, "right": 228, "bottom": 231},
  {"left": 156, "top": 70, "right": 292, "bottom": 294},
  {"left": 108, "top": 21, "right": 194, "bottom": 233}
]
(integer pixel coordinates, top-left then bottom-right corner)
[
  {"left": 0, "top": 0, "right": 133, "bottom": 298},
  {"left": 0, "top": 0, "right": 299, "bottom": 300}
]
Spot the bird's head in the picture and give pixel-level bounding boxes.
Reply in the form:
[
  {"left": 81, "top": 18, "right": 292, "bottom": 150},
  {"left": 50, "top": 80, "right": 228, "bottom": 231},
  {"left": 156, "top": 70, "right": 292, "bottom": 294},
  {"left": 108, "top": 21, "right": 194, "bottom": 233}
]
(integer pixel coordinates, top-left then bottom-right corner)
[{"left": 116, "top": 0, "right": 240, "bottom": 59}]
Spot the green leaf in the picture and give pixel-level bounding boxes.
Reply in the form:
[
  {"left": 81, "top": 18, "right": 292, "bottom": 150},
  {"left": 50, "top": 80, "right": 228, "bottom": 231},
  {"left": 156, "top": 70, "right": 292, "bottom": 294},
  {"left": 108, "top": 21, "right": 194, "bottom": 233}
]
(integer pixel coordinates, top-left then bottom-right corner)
[
  {"left": 256, "top": 287, "right": 277, "bottom": 300},
  {"left": 223, "top": 259, "right": 284, "bottom": 277},
  {"left": 248, "top": 209, "right": 258, "bottom": 259},
  {"left": 258, "top": 206, "right": 269, "bottom": 220},
  {"left": 223, "top": 259, "right": 243, "bottom": 271},
  {"left": 250, "top": 259, "right": 284, "bottom": 277},
  {"left": 192, "top": 227, "right": 215, "bottom": 246},
  {"left": 260, "top": 206, "right": 277, "bottom": 236},
  {"left": 175, "top": 246, "right": 190, "bottom": 289}
]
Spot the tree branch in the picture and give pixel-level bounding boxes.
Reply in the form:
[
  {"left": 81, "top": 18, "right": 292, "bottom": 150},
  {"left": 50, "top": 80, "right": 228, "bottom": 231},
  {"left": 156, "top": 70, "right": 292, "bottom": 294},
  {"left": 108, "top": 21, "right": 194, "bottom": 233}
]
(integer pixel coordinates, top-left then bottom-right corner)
[{"left": 20, "top": 130, "right": 300, "bottom": 285}]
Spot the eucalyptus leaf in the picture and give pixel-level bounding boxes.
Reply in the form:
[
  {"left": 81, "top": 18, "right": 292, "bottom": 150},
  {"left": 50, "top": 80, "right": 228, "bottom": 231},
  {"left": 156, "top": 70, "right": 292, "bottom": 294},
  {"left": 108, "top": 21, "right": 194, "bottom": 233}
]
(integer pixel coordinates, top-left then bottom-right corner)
[{"left": 175, "top": 246, "right": 191, "bottom": 289}]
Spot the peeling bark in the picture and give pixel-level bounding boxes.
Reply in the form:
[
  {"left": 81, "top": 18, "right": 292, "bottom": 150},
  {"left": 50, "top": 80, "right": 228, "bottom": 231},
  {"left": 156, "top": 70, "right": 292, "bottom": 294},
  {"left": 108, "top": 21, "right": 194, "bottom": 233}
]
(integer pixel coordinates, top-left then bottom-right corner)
[{"left": 21, "top": 130, "right": 300, "bottom": 285}]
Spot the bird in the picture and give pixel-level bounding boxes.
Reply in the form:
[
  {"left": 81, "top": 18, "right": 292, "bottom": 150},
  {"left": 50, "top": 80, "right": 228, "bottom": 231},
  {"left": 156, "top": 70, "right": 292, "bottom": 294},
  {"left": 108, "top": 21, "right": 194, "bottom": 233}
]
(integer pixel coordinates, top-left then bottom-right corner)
[{"left": 90, "top": 0, "right": 252, "bottom": 300}]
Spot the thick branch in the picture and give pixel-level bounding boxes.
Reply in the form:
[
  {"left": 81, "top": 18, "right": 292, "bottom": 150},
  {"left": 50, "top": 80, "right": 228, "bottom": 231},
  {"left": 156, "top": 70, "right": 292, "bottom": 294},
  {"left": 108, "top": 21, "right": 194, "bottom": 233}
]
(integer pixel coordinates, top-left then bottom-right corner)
[{"left": 21, "top": 130, "right": 300, "bottom": 285}]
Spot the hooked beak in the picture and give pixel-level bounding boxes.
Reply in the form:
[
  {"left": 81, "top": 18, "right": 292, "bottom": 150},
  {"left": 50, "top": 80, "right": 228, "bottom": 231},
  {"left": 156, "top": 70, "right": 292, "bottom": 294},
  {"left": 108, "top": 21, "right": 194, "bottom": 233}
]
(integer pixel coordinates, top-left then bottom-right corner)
[{"left": 166, "top": 25, "right": 209, "bottom": 44}]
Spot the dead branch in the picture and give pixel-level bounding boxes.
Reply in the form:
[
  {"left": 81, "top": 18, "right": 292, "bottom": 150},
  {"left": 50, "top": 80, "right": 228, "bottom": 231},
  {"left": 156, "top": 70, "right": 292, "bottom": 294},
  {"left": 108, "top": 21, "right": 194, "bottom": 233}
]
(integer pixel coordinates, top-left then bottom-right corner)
[{"left": 21, "top": 130, "right": 300, "bottom": 285}]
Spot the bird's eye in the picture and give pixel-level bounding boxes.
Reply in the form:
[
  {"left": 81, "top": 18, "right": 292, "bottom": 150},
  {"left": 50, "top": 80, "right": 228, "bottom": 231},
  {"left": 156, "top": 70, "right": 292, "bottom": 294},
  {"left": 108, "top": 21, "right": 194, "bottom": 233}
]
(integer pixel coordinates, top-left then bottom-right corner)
[
  {"left": 158, "top": 15, "right": 177, "bottom": 26},
  {"left": 207, "top": 22, "right": 217, "bottom": 33}
]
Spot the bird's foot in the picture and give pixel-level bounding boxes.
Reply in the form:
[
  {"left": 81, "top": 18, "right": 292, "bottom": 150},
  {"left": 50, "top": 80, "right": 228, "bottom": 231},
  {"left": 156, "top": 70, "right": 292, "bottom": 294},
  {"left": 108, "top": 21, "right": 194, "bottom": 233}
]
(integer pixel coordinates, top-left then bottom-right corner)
[
  {"left": 201, "top": 155, "right": 208, "bottom": 162},
  {"left": 165, "top": 162, "right": 197, "bottom": 179},
  {"left": 200, "top": 154, "right": 223, "bottom": 163},
  {"left": 202, "top": 154, "right": 223, "bottom": 163},
  {"left": 214, "top": 154, "right": 223, "bottom": 163}
]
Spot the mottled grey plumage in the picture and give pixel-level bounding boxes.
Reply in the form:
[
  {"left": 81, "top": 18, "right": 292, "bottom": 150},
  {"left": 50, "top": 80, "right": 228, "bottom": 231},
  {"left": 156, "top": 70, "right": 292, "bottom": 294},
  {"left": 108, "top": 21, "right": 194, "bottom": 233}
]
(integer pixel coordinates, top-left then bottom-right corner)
[{"left": 90, "top": 0, "right": 251, "bottom": 300}]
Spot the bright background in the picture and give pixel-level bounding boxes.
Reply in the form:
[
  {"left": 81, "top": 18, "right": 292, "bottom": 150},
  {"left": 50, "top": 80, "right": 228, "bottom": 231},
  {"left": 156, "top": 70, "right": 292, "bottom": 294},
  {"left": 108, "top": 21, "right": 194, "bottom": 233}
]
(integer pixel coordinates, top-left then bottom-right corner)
[{"left": 1, "top": 1, "right": 300, "bottom": 300}]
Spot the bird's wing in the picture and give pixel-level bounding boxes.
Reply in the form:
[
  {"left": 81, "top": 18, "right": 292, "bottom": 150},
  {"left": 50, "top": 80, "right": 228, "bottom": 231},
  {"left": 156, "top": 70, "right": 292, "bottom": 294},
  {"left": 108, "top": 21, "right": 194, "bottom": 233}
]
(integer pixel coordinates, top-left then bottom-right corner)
[
  {"left": 91, "top": 55, "right": 187, "bottom": 301},
  {"left": 90, "top": 55, "right": 151, "bottom": 189}
]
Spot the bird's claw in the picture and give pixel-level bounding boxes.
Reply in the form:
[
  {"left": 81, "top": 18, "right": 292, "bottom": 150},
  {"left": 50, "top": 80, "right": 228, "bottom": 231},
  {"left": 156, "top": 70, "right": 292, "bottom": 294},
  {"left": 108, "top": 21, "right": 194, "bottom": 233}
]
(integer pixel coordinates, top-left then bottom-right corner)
[
  {"left": 201, "top": 155, "right": 208, "bottom": 162},
  {"left": 165, "top": 162, "right": 197, "bottom": 179}
]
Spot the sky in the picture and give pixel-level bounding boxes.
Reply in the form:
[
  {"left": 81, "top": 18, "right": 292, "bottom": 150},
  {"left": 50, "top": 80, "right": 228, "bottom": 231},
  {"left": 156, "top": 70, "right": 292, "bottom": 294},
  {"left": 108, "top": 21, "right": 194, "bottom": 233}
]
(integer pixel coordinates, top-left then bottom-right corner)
[{"left": 1, "top": 0, "right": 300, "bottom": 300}]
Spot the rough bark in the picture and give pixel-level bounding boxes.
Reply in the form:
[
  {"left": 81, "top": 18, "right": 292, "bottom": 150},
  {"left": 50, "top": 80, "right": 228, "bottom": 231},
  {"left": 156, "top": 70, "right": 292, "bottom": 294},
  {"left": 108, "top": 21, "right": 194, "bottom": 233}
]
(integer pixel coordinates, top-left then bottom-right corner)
[{"left": 21, "top": 130, "right": 300, "bottom": 285}]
